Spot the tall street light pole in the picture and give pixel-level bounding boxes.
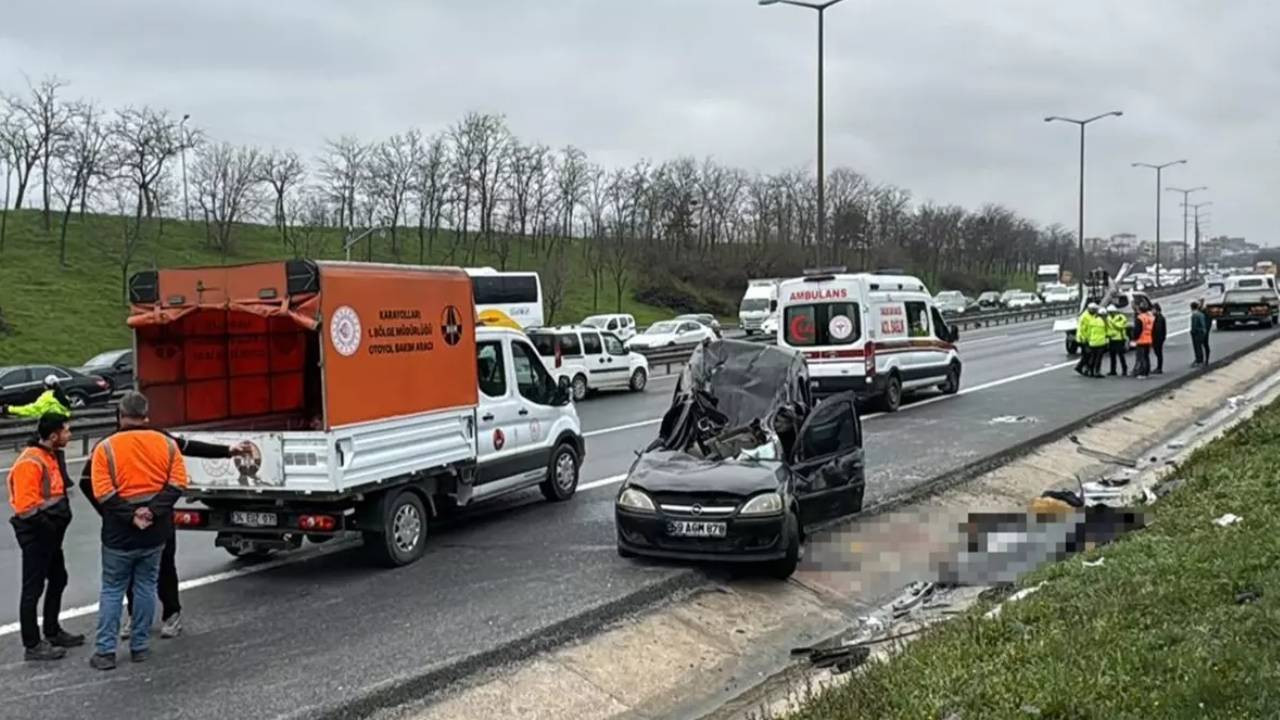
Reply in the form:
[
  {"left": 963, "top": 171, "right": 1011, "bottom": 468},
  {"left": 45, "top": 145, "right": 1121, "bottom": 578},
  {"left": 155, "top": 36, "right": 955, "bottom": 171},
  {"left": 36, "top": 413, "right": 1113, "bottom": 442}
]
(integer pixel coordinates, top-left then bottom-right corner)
[
  {"left": 1131, "top": 160, "right": 1186, "bottom": 287},
  {"left": 759, "top": 0, "right": 849, "bottom": 268},
  {"left": 1044, "top": 111, "right": 1122, "bottom": 293},
  {"left": 180, "top": 113, "right": 191, "bottom": 222},
  {"left": 1167, "top": 185, "right": 1207, "bottom": 277},
  {"left": 1186, "top": 201, "right": 1212, "bottom": 275}
]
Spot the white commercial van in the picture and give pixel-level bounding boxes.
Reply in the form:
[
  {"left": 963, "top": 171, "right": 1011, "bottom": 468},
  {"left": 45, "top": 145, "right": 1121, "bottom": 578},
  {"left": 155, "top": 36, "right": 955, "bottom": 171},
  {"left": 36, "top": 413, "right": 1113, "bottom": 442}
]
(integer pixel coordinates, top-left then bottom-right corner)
[
  {"left": 739, "top": 279, "right": 779, "bottom": 335},
  {"left": 776, "top": 272, "right": 961, "bottom": 411},
  {"left": 527, "top": 325, "right": 651, "bottom": 401}
]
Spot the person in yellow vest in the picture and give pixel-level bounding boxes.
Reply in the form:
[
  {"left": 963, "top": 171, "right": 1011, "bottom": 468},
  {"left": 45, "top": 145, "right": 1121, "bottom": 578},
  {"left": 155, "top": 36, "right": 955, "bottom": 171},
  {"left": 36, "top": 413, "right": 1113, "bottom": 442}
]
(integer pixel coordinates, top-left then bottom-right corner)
[
  {"left": 7, "top": 413, "right": 85, "bottom": 661},
  {"left": 85, "top": 392, "right": 188, "bottom": 671},
  {"left": 1, "top": 375, "right": 73, "bottom": 418},
  {"left": 1073, "top": 305, "right": 1093, "bottom": 376},
  {"left": 1105, "top": 305, "right": 1130, "bottom": 377}
]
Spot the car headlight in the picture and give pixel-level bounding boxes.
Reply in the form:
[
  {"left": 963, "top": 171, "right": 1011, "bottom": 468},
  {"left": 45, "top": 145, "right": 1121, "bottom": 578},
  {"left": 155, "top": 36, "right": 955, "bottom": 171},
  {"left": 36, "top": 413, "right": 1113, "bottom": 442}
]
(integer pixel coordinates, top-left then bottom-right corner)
[
  {"left": 617, "top": 488, "right": 656, "bottom": 512},
  {"left": 739, "top": 492, "right": 784, "bottom": 516}
]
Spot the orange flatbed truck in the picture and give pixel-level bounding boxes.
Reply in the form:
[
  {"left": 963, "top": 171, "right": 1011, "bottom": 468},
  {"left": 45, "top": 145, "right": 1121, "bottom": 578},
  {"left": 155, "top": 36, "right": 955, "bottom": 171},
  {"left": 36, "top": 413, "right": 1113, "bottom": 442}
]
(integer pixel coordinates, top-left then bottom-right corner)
[{"left": 126, "top": 260, "right": 584, "bottom": 566}]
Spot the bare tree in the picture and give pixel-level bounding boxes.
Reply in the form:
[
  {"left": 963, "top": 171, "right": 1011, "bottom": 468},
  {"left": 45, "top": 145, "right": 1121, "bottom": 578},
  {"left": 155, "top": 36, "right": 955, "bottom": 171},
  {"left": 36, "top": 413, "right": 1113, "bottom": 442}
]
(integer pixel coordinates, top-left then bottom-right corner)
[
  {"left": 582, "top": 163, "right": 608, "bottom": 310},
  {"left": 0, "top": 93, "right": 41, "bottom": 211},
  {"left": 191, "top": 142, "right": 263, "bottom": 258},
  {"left": 470, "top": 114, "right": 509, "bottom": 263},
  {"left": 109, "top": 107, "right": 188, "bottom": 229},
  {"left": 606, "top": 163, "right": 647, "bottom": 311},
  {"left": 14, "top": 76, "right": 72, "bottom": 230},
  {"left": 540, "top": 245, "right": 571, "bottom": 325},
  {"left": 52, "top": 101, "right": 110, "bottom": 265},
  {"left": 258, "top": 149, "right": 305, "bottom": 249},
  {"left": 284, "top": 188, "right": 332, "bottom": 258},
  {"left": 555, "top": 145, "right": 589, "bottom": 253},
  {"left": 94, "top": 184, "right": 147, "bottom": 304},
  {"left": 319, "top": 136, "right": 367, "bottom": 230},
  {"left": 447, "top": 113, "right": 489, "bottom": 263},
  {"left": 505, "top": 142, "right": 546, "bottom": 268},
  {"left": 370, "top": 131, "right": 419, "bottom": 259},
  {"left": 412, "top": 133, "right": 449, "bottom": 264}
]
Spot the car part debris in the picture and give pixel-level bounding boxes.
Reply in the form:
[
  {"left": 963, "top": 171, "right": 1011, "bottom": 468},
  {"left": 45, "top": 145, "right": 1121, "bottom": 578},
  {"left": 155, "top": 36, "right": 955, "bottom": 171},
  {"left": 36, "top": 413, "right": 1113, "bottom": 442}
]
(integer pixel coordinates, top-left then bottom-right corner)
[
  {"left": 891, "top": 581, "right": 936, "bottom": 616},
  {"left": 990, "top": 415, "right": 1037, "bottom": 425},
  {"left": 984, "top": 582, "right": 1045, "bottom": 619},
  {"left": 1213, "top": 513, "right": 1242, "bottom": 527},
  {"left": 1235, "top": 590, "right": 1262, "bottom": 605},
  {"left": 1083, "top": 557, "right": 1106, "bottom": 568}
]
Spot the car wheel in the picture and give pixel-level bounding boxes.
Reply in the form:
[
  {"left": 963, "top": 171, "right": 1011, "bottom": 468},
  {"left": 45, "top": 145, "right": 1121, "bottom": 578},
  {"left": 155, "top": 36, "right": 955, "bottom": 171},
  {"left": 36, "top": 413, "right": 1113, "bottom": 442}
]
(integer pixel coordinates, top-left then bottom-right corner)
[
  {"left": 66, "top": 390, "right": 88, "bottom": 409},
  {"left": 571, "top": 374, "right": 589, "bottom": 402},
  {"left": 763, "top": 516, "right": 800, "bottom": 580},
  {"left": 629, "top": 367, "right": 648, "bottom": 392},
  {"left": 1065, "top": 336, "right": 1079, "bottom": 356},
  {"left": 939, "top": 363, "right": 961, "bottom": 395},
  {"left": 540, "top": 442, "right": 580, "bottom": 502},
  {"left": 363, "top": 490, "right": 428, "bottom": 567},
  {"left": 878, "top": 373, "right": 902, "bottom": 413}
]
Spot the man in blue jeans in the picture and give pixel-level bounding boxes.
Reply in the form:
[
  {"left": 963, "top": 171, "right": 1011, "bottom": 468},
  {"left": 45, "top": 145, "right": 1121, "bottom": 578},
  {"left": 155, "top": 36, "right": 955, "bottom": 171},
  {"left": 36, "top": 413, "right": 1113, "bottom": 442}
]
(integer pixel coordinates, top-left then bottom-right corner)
[{"left": 83, "top": 392, "right": 188, "bottom": 670}]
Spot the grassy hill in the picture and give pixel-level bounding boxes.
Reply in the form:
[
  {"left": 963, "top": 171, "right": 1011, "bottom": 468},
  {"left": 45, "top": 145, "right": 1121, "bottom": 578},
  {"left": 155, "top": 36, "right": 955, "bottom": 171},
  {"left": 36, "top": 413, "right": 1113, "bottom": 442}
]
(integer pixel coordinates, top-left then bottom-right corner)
[{"left": 0, "top": 210, "right": 703, "bottom": 367}]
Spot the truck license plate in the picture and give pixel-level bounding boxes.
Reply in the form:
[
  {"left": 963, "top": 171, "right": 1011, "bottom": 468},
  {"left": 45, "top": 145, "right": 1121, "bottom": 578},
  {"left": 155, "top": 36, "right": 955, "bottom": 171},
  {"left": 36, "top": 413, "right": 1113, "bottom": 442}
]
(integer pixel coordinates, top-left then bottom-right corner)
[
  {"left": 231, "top": 511, "right": 278, "bottom": 528},
  {"left": 666, "top": 521, "right": 727, "bottom": 538}
]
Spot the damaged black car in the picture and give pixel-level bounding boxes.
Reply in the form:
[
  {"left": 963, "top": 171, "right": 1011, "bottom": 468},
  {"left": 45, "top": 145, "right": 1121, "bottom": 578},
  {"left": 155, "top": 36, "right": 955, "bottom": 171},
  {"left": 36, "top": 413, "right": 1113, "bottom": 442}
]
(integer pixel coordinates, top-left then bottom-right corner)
[{"left": 615, "top": 339, "right": 866, "bottom": 578}]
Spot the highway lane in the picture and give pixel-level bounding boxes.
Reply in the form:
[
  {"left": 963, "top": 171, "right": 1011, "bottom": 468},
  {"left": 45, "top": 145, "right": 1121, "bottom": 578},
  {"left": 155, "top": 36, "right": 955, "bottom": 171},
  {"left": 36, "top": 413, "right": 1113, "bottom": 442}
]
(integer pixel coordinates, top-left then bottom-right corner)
[{"left": 5, "top": 286, "right": 1264, "bottom": 720}]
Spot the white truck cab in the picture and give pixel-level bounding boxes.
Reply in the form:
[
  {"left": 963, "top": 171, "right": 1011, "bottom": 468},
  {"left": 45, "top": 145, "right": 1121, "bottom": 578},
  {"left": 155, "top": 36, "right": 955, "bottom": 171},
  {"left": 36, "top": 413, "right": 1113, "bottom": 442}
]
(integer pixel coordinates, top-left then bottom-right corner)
[
  {"left": 527, "top": 325, "right": 650, "bottom": 401},
  {"left": 776, "top": 273, "right": 961, "bottom": 411},
  {"left": 739, "top": 279, "right": 780, "bottom": 335}
]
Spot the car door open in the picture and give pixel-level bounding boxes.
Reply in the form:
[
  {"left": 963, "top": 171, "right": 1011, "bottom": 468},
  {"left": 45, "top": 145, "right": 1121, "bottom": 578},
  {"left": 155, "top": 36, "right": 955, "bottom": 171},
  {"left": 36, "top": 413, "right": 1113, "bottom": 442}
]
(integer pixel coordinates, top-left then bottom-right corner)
[{"left": 791, "top": 392, "right": 866, "bottom": 528}]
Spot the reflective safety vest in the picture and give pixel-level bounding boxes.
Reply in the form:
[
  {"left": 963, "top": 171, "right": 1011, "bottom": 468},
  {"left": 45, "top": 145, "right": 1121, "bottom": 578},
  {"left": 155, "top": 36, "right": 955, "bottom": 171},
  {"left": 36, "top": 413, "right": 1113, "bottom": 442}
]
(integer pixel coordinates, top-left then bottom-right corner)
[
  {"left": 7, "top": 390, "right": 71, "bottom": 419},
  {"left": 1085, "top": 314, "right": 1109, "bottom": 347},
  {"left": 91, "top": 430, "right": 188, "bottom": 503},
  {"left": 6, "top": 446, "right": 66, "bottom": 518},
  {"left": 1106, "top": 313, "right": 1129, "bottom": 342},
  {"left": 1135, "top": 313, "right": 1155, "bottom": 347},
  {"left": 1075, "top": 311, "right": 1091, "bottom": 343}
]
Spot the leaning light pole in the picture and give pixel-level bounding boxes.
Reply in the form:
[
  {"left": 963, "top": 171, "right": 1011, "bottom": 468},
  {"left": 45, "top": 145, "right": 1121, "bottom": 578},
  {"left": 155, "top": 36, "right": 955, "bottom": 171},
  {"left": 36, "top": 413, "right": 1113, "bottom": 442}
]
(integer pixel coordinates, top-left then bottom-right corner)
[
  {"left": 759, "top": 0, "right": 850, "bottom": 268},
  {"left": 1131, "top": 159, "right": 1186, "bottom": 287},
  {"left": 1185, "top": 201, "right": 1212, "bottom": 275},
  {"left": 1167, "top": 185, "right": 1207, "bottom": 278},
  {"left": 179, "top": 113, "right": 191, "bottom": 222},
  {"left": 1044, "top": 112, "right": 1122, "bottom": 293}
]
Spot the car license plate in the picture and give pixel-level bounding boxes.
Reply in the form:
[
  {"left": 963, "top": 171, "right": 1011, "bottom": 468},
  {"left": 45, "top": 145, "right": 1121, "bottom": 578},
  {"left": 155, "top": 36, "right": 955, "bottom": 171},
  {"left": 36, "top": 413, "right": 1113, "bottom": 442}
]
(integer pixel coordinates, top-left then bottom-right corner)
[
  {"left": 666, "top": 520, "right": 727, "bottom": 538},
  {"left": 231, "top": 511, "right": 278, "bottom": 528}
]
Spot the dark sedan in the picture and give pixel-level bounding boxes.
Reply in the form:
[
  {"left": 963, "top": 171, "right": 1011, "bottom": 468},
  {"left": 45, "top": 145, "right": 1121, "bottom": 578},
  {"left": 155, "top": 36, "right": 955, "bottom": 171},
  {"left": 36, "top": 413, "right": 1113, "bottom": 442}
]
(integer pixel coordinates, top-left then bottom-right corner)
[
  {"left": 615, "top": 340, "right": 865, "bottom": 578},
  {"left": 78, "top": 348, "right": 133, "bottom": 391},
  {"left": 0, "top": 364, "right": 113, "bottom": 409}
]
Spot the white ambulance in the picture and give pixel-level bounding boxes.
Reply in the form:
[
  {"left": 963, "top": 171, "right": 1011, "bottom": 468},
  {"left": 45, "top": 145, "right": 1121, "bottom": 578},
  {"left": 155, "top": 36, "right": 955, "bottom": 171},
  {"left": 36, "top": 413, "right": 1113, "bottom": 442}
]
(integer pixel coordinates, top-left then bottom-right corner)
[{"left": 776, "top": 272, "right": 962, "bottom": 411}]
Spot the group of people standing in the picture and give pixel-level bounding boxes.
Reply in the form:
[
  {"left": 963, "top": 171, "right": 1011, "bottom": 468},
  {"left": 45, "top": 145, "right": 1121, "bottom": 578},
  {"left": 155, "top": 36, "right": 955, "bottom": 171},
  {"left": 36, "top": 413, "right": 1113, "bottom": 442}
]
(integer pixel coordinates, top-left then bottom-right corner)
[
  {"left": 1074, "top": 302, "right": 1168, "bottom": 378},
  {"left": 8, "top": 391, "right": 250, "bottom": 670}
]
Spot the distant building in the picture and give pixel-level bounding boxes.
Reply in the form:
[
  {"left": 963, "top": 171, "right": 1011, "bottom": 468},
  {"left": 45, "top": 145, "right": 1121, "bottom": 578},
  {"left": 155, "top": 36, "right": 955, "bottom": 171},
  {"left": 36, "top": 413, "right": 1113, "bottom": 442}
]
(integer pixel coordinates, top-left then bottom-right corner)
[{"left": 1109, "top": 233, "right": 1139, "bottom": 254}]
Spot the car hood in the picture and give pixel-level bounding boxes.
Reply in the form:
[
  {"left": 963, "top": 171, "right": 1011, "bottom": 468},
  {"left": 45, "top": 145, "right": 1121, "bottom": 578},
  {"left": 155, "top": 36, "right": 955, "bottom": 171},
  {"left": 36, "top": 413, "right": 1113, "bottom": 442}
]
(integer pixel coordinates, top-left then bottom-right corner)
[{"left": 627, "top": 450, "right": 784, "bottom": 497}]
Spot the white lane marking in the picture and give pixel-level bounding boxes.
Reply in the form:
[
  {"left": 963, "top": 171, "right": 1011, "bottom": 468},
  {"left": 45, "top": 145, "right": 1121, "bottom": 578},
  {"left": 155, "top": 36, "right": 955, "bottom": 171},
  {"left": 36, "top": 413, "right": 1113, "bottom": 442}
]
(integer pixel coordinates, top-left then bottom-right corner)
[
  {"left": 1038, "top": 338, "right": 1062, "bottom": 347},
  {"left": 583, "top": 418, "right": 661, "bottom": 438},
  {"left": 0, "top": 326, "right": 1213, "bottom": 632},
  {"left": 959, "top": 335, "right": 1009, "bottom": 347}
]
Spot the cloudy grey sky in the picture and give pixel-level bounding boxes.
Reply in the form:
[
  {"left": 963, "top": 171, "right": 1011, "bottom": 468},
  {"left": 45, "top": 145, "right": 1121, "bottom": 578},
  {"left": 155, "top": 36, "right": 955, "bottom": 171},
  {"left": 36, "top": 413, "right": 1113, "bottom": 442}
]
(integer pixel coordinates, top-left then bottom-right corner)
[{"left": 2, "top": 0, "right": 1275, "bottom": 245}]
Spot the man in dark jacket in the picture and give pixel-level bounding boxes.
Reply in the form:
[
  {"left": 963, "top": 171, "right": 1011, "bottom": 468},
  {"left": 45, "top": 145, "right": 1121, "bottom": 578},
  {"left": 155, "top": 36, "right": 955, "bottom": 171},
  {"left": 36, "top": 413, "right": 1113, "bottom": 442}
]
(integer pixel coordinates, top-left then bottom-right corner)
[
  {"left": 1152, "top": 303, "right": 1169, "bottom": 374},
  {"left": 81, "top": 398, "right": 251, "bottom": 642},
  {"left": 1190, "top": 302, "right": 1211, "bottom": 365}
]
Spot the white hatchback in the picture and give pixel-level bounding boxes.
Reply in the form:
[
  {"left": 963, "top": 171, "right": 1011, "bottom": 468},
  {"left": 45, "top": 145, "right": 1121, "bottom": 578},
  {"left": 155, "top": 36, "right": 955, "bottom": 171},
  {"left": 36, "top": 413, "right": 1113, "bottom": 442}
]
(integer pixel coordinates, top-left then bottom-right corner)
[{"left": 528, "top": 326, "right": 650, "bottom": 401}]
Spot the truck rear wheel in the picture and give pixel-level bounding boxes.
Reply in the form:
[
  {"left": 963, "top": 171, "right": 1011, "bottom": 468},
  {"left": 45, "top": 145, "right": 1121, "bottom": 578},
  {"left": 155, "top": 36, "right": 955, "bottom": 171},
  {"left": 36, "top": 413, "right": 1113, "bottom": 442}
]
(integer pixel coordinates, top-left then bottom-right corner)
[
  {"left": 363, "top": 490, "right": 428, "bottom": 567},
  {"left": 540, "top": 442, "right": 579, "bottom": 502}
]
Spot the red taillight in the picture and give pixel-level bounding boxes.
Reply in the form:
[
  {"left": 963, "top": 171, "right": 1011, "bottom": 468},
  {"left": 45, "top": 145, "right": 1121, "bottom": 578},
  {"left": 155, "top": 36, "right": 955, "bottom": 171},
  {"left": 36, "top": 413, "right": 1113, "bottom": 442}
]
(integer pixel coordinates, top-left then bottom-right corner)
[
  {"left": 299, "top": 514, "right": 337, "bottom": 532},
  {"left": 96, "top": 378, "right": 110, "bottom": 389},
  {"left": 864, "top": 341, "right": 876, "bottom": 376},
  {"left": 174, "top": 510, "right": 206, "bottom": 528}
]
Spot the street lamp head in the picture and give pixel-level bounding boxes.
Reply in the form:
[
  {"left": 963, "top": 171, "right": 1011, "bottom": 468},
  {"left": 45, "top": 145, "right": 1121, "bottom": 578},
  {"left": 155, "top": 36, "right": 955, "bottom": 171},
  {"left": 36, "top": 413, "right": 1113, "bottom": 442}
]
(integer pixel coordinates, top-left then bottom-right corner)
[
  {"left": 1110, "top": 111, "right": 1124, "bottom": 117},
  {"left": 758, "top": 0, "right": 780, "bottom": 5},
  {"left": 182, "top": 113, "right": 190, "bottom": 121}
]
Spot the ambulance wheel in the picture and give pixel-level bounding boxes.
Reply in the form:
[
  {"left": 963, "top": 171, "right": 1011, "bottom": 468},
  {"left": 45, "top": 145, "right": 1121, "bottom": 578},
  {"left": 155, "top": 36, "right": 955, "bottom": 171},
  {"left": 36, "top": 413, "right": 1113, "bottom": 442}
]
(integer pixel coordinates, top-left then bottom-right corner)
[
  {"left": 629, "top": 368, "right": 648, "bottom": 392},
  {"left": 540, "top": 442, "right": 579, "bottom": 502},
  {"left": 571, "top": 374, "right": 589, "bottom": 402},
  {"left": 939, "top": 363, "right": 961, "bottom": 395},
  {"left": 878, "top": 374, "right": 903, "bottom": 413},
  {"left": 363, "top": 490, "right": 428, "bottom": 567}
]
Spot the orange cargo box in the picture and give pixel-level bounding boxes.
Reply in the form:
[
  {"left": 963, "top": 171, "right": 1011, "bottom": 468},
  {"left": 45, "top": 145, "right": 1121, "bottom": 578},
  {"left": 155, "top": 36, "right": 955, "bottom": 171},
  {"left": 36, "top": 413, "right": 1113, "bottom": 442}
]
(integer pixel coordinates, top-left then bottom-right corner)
[{"left": 129, "top": 260, "right": 479, "bottom": 430}]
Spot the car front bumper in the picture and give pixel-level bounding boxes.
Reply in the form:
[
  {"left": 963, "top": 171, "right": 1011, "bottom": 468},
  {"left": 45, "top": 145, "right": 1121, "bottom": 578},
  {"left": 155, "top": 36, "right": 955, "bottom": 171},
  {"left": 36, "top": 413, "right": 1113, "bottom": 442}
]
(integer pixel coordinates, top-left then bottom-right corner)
[{"left": 615, "top": 509, "right": 790, "bottom": 562}]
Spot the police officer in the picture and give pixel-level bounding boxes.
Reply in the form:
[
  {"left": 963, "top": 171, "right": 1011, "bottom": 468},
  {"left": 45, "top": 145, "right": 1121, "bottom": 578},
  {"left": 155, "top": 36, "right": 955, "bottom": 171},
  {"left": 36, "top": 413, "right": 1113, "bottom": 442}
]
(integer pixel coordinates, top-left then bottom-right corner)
[
  {"left": 1, "top": 375, "right": 73, "bottom": 418},
  {"left": 1105, "top": 304, "right": 1130, "bottom": 377},
  {"left": 7, "top": 413, "right": 85, "bottom": 661},
  {"left": 1074, "top": 304, "right": 1096, "bottom": 376},
  {"left": 1084, "top": 304, "right": 1109, "bottom": 378},
  {"left": 85, "top": 392, "right": 189, "bottom": 670}
]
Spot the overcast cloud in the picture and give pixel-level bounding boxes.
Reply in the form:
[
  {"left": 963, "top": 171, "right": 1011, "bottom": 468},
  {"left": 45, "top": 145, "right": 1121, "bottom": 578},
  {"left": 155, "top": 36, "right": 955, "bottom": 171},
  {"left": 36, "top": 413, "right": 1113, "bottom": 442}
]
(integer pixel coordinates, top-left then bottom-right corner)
[{"left": 1, "top": 0, "right": 1274, "bottom": 245}]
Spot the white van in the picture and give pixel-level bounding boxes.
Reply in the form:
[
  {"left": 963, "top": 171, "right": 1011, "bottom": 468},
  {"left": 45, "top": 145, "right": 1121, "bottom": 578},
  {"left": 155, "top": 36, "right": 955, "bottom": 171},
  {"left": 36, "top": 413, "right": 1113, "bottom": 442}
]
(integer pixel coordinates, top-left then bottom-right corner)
[
  {"left": 776, "top": 273, "right": 961, "bottom": 411},
  {"left": 739, "top": 279, "right": 779, "bottom": 335},
  {"left": 582, "top": 313, "right": 637, "bottom": 341},
  {"left": 527, "top": 326, "right": 650, "bottom": 401}
]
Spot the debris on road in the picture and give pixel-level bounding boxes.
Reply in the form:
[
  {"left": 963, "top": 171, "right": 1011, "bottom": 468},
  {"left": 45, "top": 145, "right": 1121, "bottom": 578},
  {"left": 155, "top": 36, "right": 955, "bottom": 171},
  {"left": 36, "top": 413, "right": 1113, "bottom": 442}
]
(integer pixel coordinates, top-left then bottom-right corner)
[
  {"left": 1213, "top": 513, "right": 1243, "bottom": 527},
  {"left": 990, "top": 415, "right": 1037, "bottom": 425}
]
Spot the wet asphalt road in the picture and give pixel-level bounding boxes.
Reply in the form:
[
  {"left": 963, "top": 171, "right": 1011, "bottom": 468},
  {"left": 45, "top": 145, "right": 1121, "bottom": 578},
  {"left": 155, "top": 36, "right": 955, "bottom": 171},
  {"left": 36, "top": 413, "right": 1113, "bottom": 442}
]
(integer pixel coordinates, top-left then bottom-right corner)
[{"left": 1, "top": 285, "right": 1267, "bottom": 720}]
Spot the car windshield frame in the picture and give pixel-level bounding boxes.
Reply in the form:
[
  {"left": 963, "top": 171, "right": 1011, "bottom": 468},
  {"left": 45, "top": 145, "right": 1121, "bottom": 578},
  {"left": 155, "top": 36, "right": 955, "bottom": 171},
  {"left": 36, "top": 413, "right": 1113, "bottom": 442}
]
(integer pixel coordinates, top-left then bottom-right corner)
[
  {"left": 740, "top": 298, "right": 771, "bottom": 312},
  {"left": 647, "top": 321, "right": 678, "bottom": 335}
]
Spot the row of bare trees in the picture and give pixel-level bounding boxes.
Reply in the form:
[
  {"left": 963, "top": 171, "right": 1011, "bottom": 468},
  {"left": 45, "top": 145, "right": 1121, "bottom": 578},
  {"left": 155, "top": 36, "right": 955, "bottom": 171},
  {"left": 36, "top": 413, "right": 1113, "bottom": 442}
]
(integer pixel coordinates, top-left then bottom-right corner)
[{"left": 1, "top": 75, "right": 1085, "bottom": 318}]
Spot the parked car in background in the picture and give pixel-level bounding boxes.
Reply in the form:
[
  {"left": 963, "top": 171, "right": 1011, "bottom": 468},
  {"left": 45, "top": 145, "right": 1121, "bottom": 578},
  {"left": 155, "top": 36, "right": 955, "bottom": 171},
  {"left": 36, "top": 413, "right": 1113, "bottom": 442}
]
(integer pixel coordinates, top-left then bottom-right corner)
[
  {"left": 1041, "top": 285, "right": 1074, "bottom": 305},
  {"left": 626, "top": 319, "right": 717, "bottom": 351},
  {"left": 0, "top": 364, "right": 113, "bottom": 409},
  {"left": 977, "top": 291, "right": 1002, "bottom": 309},
  {"left": 934, "top": 291, "right": 969, "bottom": 315},
  {"left": 78, "top": 348, "right": 133, "bottom": 391},
  {"left": 528, "top": 326, "right": 651, "bottom": 401},
  {"left": 999, "top": 289, "right": 1023, "bottom": 307},
  {"left": 1004, "top": 292, "right": 1043, "bottom": 309},
  {"left": 675, "top": 314, "right": 723, "bottom": 338},
  {"left": 582, "top": 314, "right": 637, "bottom": 342}
]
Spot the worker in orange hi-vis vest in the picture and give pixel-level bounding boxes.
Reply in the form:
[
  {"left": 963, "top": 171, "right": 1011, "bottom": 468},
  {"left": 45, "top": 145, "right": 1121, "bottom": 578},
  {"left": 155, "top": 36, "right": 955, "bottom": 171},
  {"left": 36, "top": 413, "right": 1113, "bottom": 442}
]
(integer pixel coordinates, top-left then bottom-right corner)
[
  {"left": 84, "top": 392, "right": 188, "bottom": 671},
  {"left": 7, "top": 413, "right": 85, "bottom": 661}
]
